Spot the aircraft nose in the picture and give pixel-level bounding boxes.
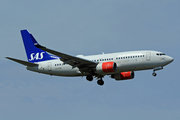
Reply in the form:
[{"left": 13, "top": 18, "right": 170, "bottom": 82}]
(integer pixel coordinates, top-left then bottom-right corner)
[{"left": 167, "top": 56, "right": 174, "bottom": 63}]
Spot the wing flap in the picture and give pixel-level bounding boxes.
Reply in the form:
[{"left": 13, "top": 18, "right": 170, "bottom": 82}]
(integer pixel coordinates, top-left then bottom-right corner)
[{"left": 6, "top": 57, "right": 38, "bottom": 67}]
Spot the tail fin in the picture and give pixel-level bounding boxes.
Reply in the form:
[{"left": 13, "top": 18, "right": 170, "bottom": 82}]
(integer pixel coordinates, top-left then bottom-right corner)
[{"left": 21, "top": 30, "right": 57, "bottom": 63}]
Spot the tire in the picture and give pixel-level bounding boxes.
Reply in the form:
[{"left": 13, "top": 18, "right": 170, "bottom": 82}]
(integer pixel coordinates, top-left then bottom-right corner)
[
  {"left": 97, "top": 80, "right": 104, "bottom": 86},
  {"left": 152, "top": 73, "right": 157, "bottom": 76},
  {"left": 86, "top": 75, "right": 93, "bottom": 81}
]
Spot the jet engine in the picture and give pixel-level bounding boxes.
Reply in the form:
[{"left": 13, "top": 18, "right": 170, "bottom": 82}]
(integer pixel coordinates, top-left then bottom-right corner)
[
  {"left": 111, "top": 71, "right": 134, "bottom": 80},
  {"left": 96, "top": 62, "right": 117, "bottom": 73}
]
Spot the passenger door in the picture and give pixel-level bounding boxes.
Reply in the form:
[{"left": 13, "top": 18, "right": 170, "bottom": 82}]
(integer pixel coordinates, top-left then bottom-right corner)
[{"left": 146, "top": 52, "right": 151, "bottom": 61}]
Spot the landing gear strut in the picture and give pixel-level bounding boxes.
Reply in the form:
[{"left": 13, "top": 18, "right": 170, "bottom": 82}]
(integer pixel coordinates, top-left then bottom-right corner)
[
  {"left": 97, "top": 79, "right": 104, "bottom": 86},
  {"left": 152, "top": 66, "right": 163, "bottom": 77}
]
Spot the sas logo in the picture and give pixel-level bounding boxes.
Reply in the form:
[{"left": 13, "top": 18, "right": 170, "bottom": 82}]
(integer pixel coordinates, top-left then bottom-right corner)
[
  {"left": 160, "top": 58, "right": 165, "bottom": 60},
  {"left": 29, "top": 52, "right": 45, "bottom": 61}
]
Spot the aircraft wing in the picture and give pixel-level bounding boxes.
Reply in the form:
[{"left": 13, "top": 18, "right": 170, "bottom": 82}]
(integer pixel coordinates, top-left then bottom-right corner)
[
  {"left": 6, "top": 57, "right": 38, "bottom": 67},
  {"left": 34, "top": 42, "right": 97, "bottom": 70}
]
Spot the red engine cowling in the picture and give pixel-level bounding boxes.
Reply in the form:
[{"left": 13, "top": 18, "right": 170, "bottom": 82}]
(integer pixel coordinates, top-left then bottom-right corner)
[
  {"left": 111, "top": 71, "right": 135, "bottom": 80},
  {"left": 96, "top": 62, "right": 117, "bottom": 73}
]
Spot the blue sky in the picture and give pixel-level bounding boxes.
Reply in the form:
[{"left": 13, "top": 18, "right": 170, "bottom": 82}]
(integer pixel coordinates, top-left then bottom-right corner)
[{"left": 0, "top": 0, "right": 180, "bottom": 120}]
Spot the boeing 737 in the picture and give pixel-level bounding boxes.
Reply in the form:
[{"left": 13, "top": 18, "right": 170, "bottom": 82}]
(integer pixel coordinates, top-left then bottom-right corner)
[{"left": 6, "top": 30, "right": 174, "bottom": 86}]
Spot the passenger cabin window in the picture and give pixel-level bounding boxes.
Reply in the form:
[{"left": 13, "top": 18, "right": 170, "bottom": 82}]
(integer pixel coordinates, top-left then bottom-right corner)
[{"left": 115, "top": 55, "right": 145, "bottom": 60}]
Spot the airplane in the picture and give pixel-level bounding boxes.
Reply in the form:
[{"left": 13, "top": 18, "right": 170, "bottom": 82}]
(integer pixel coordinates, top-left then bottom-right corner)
[{"left": 6, "top": 30, "right": 174, "bottom": 86}]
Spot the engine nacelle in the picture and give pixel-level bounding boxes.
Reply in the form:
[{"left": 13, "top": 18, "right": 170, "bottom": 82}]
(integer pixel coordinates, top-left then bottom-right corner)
[
  {"left": 111, "top": 71, "right": 135, "bottom": 80},
  {"left": 96, "top": 62, "right": 117, "bottom": 73}
]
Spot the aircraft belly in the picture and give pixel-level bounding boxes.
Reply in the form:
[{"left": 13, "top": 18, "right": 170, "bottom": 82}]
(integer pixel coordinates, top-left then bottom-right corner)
[
  {"left": 27, "top": 65, "right": 82, "bottom": 76},
  {"left": 51, "top": 65, "right": 82, "bottom": 76}
]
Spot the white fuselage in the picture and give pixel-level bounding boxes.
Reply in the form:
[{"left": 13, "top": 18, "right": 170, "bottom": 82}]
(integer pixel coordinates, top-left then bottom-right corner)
[{"left": 27, "top": 50, "right": 173, "bottom": 77}]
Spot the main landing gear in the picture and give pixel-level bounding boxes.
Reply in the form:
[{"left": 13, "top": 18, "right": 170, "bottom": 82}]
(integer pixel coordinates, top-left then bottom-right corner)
[
  {"left": 152, "top": 66, "right": 163, "bottom": 77},
  {"left": 97, "top": 79, "right": 104, "bottom": 86},
  {"left": 86, "top": 75, "right": 93, "bottom": 81},
  {"left": 86, "top": 75, "right": 104, "bottom": 86}
]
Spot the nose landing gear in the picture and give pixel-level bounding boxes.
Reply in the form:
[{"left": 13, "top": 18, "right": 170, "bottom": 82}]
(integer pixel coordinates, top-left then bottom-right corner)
[
  {"left": 152, "top": 66, "right": 163, "bottom": 77},
  {"left": 152, "top": 72, "right": 157, "bottom": 76}
]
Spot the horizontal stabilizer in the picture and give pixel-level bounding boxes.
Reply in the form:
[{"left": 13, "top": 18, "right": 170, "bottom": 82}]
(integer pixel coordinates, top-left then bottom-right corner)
[{"left": 6, "top": 57, "right": 38, "bottom": 67}]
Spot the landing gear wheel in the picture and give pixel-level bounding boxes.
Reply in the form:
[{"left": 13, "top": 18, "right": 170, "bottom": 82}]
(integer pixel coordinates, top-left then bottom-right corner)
[
  {"left": 152, "top": 73, "right": 157, "bottom": 77},
  {"left": 97, "top": 79, "right": 104, "bottom": 86},
  {"left": 86, "top": 75, "right": 93, "bottom": 81}
]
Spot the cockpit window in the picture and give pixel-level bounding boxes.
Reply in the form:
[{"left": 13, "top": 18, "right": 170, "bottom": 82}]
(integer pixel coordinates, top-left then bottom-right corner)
[{"left": 156, "top": 53, "right": 166, "bottom": 56}]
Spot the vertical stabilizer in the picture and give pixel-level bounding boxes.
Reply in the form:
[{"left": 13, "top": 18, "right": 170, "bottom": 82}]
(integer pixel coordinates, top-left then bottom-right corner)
[{"left": 21, "top": 30, "right": 57, "bottom": 63}]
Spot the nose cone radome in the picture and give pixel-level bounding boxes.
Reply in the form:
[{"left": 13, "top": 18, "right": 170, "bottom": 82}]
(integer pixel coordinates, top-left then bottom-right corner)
[{"left": 167, "top": 56, "right": 174, "bottom": 64}]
